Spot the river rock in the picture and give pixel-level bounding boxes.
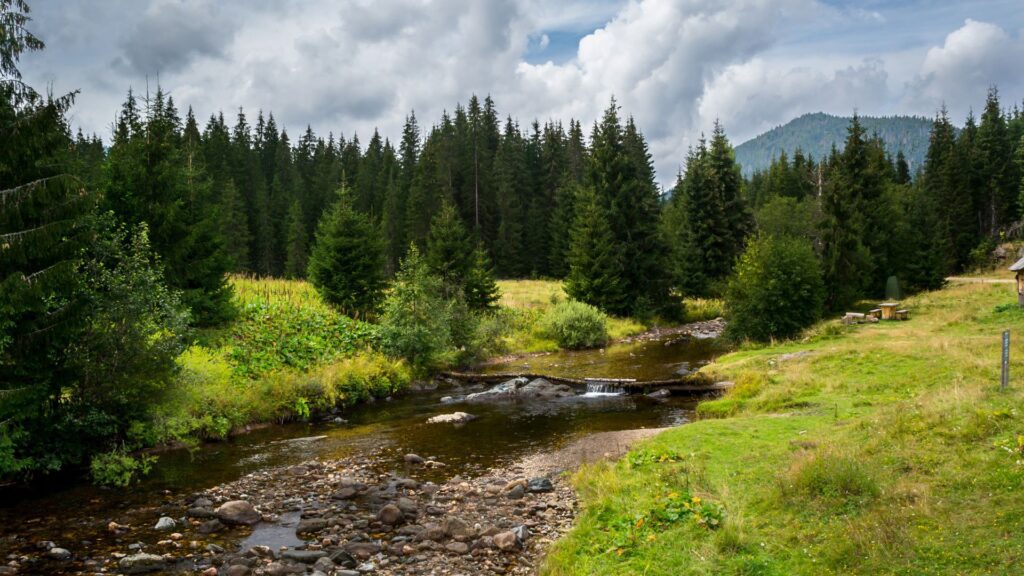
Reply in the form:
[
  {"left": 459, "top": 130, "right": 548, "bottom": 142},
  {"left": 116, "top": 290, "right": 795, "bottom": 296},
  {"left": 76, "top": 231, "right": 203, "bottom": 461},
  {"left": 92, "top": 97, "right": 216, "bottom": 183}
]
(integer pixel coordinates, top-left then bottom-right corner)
[
  {"left": 198, "top": 519, "right": 225, "bottom": 534},
  {"left": 342, "top": 542, "right": 380, "bottom": 559},
  {"left": 493, "top": 531, "right": 518, "bottom": 551},
  {"left": 264, "top": 562, "right": 303, "bottom": 576},
  {"left": 403, "top": 453, "right": 425, "bottom": 464},
  {"left": 443, "top": 516, "right": 474, "bottom": 539},
  {"left": 281, "top": 549, "right": 327, "bottom": 563},
  {"left": 187, "top": 507, "right": 215, "bottom": 518},
  {"left": 225, "top": 566, "right": 249, "bottom": 576},
  {"left": 647, "top": 388, "right": 671, "bottom": 399},
  {"left": 313, "top": 557, "right": 336, "bottom": 573},
  {"left": 506, "top": 484, "right": 525, "bottom": 500},
  {"left": 396, "top": 496, "right": 418, "bottom": 514},
  {"left": 426, "top": 412, "right": 476, "bottom": 424},
  {"left": 47, "top": 547, "right": 72, "bottom": 561},
  {"left": 519, "top": 378, "right": 575, "bottom": 399},
  {"left": 445, "top": 541, "right": 469, "bottom": 554},
  {"left": 118, "top": 552, "right": 166, "bottom": 574},
  {"left": 215, "top": 500, "right": 260, "bottom": 526},
  {"left": 420, "top": 522, "right": 445, "bottom": 541},
  {"left": 332, "top": 486, "right": 359, "bottom": 500},
  {"left": 465, "top": 377, "right": 526, "bottom": 401},
  {"left": 527, "top": 477, "right": 554, "bottom": 493},
  {"left": 153, "top": 516, "right": 176, "bottom": 531},
  {"left": 377, "top": 504, "right": 403, "bottom": 525},
  {"left": 295, "top": 518, "right": 328, "bottom": 534}
]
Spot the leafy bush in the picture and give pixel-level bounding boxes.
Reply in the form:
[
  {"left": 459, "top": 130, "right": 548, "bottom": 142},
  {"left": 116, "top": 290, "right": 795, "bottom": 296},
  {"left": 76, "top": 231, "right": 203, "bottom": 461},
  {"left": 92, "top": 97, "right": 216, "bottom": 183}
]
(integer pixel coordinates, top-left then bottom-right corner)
[
  {"left": 725, "top": 234, "right": 825, "bottom": 342},
  {"left": 541, "top": 300, "right": 609, "bottom": 349},
  {"left": 90, "top": 449, "right": 156, "bottom": 488}
]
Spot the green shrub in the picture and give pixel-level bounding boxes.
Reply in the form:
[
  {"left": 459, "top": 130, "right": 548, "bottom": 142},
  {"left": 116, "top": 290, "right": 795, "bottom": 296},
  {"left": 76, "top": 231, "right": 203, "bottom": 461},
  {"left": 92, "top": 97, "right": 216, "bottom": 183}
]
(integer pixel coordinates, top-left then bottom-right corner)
[
  {"left": 725, "top": 234, "right": 825, "bottom": 342},
  {"left": 541, "top": 300, "right": 609, "bottom": 349},
  {"left": 90, "top": 449, "right": 156, "bottom": 487}
]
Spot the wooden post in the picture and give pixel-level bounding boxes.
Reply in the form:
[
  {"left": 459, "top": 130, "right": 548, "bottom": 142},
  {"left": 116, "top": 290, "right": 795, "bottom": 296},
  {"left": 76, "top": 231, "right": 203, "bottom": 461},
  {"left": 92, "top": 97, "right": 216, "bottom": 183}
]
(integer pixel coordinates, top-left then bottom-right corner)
[{"left": 1001, "top": 330, "right": 1010, "bottom": 390}]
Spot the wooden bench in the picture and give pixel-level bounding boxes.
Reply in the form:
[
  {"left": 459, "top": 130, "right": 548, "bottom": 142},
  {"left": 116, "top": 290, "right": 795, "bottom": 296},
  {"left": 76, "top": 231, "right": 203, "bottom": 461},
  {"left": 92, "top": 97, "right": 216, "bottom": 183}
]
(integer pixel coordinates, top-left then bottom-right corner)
[
  {"left": 895, "top": 309, "right": 909, "bottom": 321},
  {"left": 842, "top": 312, "right": 866, "bottom": 325}
]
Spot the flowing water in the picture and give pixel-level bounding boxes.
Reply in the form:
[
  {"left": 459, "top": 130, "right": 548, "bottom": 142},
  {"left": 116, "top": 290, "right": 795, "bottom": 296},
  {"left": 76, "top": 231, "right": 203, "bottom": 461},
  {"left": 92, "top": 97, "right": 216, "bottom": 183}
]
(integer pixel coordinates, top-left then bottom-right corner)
[{"left": 0, "top": 332, "right": 723, "bottom": 570}]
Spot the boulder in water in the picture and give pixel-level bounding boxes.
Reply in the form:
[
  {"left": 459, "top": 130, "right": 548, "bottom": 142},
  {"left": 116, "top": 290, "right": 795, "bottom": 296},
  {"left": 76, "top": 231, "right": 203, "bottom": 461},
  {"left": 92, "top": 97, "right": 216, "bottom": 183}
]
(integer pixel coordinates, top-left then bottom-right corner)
[
  {"left": 118, "top": 553, "right": 166, "bottom": 574},
  {"left": 519, "top": 378, "right": 575, "bottom": 399},
  {"left": 464, "top": 377, "right": 527, "bottom": 401},
  {"left": 426, "top": 412, "right": 476, "bottom": 424},
  {"left": 647, "top": 388, "right": 671, "bottom": 400},
  {"left": 215, "top": 500, "right": 260, "bottom": 526}
]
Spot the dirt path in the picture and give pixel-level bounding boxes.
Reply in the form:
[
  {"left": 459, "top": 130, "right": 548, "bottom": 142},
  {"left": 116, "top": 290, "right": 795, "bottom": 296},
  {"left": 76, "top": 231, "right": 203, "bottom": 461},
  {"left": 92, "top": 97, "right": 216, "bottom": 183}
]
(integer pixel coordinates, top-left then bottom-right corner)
[{"left": 946, "top": 276, "right": 1014, "bottom": 284}]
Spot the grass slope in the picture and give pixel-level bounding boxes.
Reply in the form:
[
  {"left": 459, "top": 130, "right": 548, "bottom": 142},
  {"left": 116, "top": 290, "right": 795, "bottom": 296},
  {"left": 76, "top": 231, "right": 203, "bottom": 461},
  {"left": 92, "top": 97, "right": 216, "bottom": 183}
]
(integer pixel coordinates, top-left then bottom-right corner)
[{"left": 543, "top": 280, "right": 1024, "bottom": 575}]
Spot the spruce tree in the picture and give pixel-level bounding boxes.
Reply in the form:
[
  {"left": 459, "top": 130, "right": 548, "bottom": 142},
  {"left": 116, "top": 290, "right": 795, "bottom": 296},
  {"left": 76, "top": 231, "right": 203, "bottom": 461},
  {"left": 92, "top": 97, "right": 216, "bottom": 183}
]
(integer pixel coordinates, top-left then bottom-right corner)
[
  {"left": 307, "top": 186, "right": 385, "bottom": 318},
  {"left": 977, "top": 87, "right": 1017, "bottom": 236},
  {"left": 707, "top": 119, "right": 752, "bottom": 263},
  {"left": 589, "top": 101, "right": 669, "bottom": 314},
  {"left": 819, "top": 120, "right": 873, "bottom": 310},
  {"left": 425, "top": 201, "right": 473, "bottom": 293},
  {"left": 464, "top": 242, "right": 500, "bottom": 310},
  {"left": 104, "top": 89, "right": 233, "bottom": 325},
  {"left": 564, "top": 187, "right": 626, "bottom": 313},
  {"left": 663, "top": 141, "right": 729, "bottom": 297},
  {"left": 284, "top": 200, "right": 308, "bottom": 279}
]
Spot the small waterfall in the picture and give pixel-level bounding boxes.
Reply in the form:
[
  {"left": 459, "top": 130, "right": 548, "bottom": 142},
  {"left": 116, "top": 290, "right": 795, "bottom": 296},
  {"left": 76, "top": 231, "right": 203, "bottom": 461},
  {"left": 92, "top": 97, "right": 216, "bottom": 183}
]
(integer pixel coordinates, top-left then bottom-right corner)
[{"left": 582, "top": 382, "right": 626, "bottom": 397}]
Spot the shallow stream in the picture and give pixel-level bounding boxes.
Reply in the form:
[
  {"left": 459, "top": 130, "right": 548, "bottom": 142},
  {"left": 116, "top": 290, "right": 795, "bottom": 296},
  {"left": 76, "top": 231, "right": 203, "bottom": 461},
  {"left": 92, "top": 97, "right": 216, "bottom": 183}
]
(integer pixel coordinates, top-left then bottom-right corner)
[{"left": 0, "top": 331, "right": 723, "bottom": 572}]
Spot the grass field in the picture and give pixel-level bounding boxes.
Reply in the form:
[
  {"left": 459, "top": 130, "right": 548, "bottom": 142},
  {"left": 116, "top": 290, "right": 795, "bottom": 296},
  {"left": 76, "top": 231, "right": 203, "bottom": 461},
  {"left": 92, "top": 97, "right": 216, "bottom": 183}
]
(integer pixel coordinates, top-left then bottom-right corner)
[
  {"left": 542, "top": 279, "right": 1024, "bottom": 575},
  {"left": 495, "top": 279, "right": 724, "bottom": 353}
]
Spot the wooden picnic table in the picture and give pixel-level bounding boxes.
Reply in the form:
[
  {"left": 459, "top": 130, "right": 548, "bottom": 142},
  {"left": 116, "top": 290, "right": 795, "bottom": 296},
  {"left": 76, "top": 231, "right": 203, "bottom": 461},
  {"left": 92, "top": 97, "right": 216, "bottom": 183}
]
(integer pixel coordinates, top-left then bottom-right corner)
[{"left": 879, "top": 302, "right": 900, "bottom": 320}]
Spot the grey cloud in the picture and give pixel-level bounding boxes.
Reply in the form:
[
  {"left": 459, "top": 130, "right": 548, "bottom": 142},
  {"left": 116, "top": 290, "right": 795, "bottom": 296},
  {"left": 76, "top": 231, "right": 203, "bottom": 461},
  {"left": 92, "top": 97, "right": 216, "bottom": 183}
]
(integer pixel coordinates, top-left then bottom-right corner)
[{"left": 116, "top": 0, "right": 238, "bottom": 76}]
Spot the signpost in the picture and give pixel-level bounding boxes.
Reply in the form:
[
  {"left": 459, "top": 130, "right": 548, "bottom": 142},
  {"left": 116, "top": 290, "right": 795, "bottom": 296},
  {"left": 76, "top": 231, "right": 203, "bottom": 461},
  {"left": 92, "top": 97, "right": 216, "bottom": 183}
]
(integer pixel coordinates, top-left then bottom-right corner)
[{"left": 1001, "top": 330, "right": 1010, "bottom": 390}]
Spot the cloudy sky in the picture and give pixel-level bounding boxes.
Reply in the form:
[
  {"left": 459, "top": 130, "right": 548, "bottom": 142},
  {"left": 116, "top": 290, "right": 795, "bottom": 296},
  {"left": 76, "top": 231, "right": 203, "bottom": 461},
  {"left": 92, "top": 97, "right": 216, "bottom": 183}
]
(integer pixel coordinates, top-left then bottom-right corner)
[{"left": 20, "top": 0, "right": 1024, "bottom": 185}]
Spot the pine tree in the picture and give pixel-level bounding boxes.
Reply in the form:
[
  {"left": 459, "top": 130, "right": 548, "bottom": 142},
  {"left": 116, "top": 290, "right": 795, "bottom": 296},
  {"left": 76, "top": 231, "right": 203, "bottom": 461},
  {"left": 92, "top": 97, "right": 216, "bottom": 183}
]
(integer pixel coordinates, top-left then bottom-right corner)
[
  {"left": 492, "top": 118, "right": 525, "bottom": 276},
  {"left": 819, "top": 119, "right": 873, "bottom": 310},
  {"left": 218, "top": 180, "right": 250, "bottom": 270},
  {"left": 663, "top": 141, "right": 729, "bottom": 297},
  {"left": 1, "top": 2, "right": 185, "bottom": 477},
  {"left": 895, "top": 150, "right": 911, "bottom": 185},
  {"left": 564, "top": 187, "right": 626, "bottom": 313},
  {"left": 307, "top": 186, "right": 385, "bottom": 318},
  {"left": 425, "top": 201, "right": 473, "bottom": 293},
  {"left": 284, "top": 200, "right": 308, "bottom": 279},
  {"left": 977, "top": 87, "right": 1017, "bottom": 236},
  {"left": 707, "top": 120, "right": 752, "bottom": 263},
  {"left": 104, "top": 88, "right": 233, "bottom": 325},
  {"left": 464, "top": 242, "right": 500, "bottom": 310},
  {"left": 589, "top": 101, "right": 669, "bottom": 313},
  {"left": 922, "top": 107, "right": 969, "bottom": 272}
]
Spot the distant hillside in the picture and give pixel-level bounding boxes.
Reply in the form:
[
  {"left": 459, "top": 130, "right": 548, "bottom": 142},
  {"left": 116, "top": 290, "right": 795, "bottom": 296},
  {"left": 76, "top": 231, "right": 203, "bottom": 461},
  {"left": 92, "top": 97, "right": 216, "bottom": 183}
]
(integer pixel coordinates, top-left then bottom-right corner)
[{"left": 734, "top": 112, "right": 934, "bottom": 176}]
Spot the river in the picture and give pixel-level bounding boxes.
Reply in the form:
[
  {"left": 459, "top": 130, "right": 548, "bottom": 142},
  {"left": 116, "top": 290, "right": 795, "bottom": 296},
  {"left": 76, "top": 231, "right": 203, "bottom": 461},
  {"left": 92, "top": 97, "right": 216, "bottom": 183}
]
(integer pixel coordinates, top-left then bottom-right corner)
[{"left": 0, "top": 329, "right": 724, "bottom": 574}]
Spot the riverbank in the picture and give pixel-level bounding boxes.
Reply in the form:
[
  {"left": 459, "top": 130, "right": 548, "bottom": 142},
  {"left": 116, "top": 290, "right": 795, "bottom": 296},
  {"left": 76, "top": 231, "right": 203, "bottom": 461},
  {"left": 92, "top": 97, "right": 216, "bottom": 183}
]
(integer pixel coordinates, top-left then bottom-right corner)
[{"left": 542, "top": 280, "right": 1024, "bottom": 575}]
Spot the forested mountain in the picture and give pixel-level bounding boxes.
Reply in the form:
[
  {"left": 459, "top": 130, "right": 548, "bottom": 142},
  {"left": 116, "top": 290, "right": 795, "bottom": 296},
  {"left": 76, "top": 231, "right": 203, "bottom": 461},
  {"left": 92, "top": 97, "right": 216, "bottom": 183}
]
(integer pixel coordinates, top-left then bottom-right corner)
[{"left": 734, "top": 112, "right": 935, "bottom": 176}]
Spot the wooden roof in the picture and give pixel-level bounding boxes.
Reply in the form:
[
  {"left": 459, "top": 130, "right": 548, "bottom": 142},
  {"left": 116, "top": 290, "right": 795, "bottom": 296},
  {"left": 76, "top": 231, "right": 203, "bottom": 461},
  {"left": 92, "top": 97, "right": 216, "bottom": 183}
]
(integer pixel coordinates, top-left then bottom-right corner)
[{"left": 1011, "top": 257, "right": 1024, "bottom": 272}]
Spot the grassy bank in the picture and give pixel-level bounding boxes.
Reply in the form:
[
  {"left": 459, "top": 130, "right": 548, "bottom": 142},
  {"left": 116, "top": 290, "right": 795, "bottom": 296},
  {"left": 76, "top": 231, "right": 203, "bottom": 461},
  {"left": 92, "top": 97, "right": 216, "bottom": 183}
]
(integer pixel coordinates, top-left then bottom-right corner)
[
  {"left": 139, "top": 276, "right": 409, "bottom": 448},
  {"left": 496, "top": 279, "right": 722, "bottom": 353},
  {"left": 543, "top": 279, "right": 1024, "bottom": 575}
]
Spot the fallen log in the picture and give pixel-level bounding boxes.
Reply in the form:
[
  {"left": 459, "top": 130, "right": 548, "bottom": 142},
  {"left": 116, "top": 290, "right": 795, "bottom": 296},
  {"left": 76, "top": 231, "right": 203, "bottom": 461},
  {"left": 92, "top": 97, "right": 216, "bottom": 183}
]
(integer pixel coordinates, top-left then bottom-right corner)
[{"left": 437, "top": 371, "right": 729, "bottom": 396}]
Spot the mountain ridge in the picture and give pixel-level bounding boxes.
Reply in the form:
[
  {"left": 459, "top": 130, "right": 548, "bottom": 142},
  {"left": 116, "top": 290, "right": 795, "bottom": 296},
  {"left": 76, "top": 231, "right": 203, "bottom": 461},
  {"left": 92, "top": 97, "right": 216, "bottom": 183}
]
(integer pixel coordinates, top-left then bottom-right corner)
[{"left": 734, "top": 112, "right": 935, "bottom": 176}]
